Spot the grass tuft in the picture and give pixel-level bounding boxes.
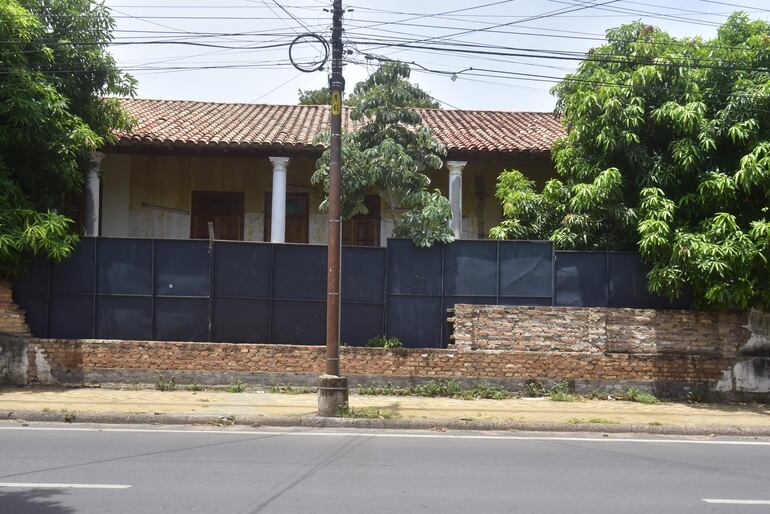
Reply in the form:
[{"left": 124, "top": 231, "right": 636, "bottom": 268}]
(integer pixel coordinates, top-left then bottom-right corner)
[{"left": 337, "top": 406, "right": 399, "bottom": 419}]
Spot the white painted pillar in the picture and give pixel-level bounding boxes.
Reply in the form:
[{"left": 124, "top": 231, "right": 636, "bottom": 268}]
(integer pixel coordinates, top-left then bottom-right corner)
[
  {"left": 269, "top": 156, "right": 290, "bottom": 243},
  {"left": 85, "top": 151, "right": 105, "bottom": 237},
  {"left": 446, "top": 160, "right": 467, "bottom": 239}
]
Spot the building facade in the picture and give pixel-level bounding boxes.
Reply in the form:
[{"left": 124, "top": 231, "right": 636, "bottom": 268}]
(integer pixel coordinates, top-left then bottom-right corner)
[{"left": 90, "top": 98, "right": 563, "bottom": 246}]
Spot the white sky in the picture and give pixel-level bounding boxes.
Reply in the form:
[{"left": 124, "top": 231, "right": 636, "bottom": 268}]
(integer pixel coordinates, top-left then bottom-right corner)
[{"left": 103, "top": 0, "right": 770, "bottom": 111}]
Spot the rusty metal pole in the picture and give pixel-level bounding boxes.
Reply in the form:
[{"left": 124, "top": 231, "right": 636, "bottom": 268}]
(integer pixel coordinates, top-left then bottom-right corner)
[{"left": 318, "top": 0, "right": 348, "bottom": 416}]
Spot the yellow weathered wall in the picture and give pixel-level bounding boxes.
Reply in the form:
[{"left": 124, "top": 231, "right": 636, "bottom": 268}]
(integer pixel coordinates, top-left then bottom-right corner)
[
  {"left": 100, "top": 151, "right": 555, "bottom": 243},
  {"left": 425, "top": 153, "right": 555, "bottom": 240}
]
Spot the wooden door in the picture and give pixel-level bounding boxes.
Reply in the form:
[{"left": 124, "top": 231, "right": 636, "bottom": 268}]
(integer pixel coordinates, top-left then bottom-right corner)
[
  {"left": 264, "top": 192, "right": 309, "bottom": 243},
  {"left": 343, "top": 195, "right": 381, "bottom": 247},
  {"left": 190, "top": 191, "right": 245, "bottom": 240}
]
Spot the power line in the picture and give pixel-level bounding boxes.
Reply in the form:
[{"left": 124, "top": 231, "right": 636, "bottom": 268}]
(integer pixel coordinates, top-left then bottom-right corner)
[
  {"left": 360, "top": 0, "right": 623, "bottom": 54},
  {"left": 695, "top": 0, "right": 770, "bottom": 13}
]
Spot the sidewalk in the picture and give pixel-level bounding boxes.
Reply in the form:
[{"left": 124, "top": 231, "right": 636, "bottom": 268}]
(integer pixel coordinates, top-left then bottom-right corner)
[{"left": 2, "top": 386, "right": 769, "bottom": 434}]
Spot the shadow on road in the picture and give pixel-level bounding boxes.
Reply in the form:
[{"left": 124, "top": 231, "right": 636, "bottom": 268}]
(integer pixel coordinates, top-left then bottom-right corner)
[{"left": 0, "top": 489, "right": 75, "bottom": 514}]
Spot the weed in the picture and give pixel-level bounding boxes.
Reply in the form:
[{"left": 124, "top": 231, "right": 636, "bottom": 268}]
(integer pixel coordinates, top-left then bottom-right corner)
[
  {"left": 356, "top": 380, "right": 513, "bottom": 400},
  {"left": 226, "top": 379, "right": 245, "bottom": 393},
  {"left": 587, "top": 417, "right": 617, "bottom": 424},
  {"left": 649, "top": 421, "right": 663, "bottom": 426},
  {"left": 584, "top": 389, "right": 610, "bottom": 400},
  {"left": 356, "top": 383, "right": 411, "bottom": 396},
  {"left": 624, "top": 387, "right": 660, "bottom": 405},
  {"left": 550, "top": 392, "right": 579, "bottom": 402},
  {"left": 687, "top": 390, "right": 709, "bottom": 404},
  {"left": 61, "top": 409, "right": 76, "bottom": 423},
  {"left": 523, "top": 380, "right": 546, "bottom": 398},
  {"left": 155, "top": 372, "right": 176, "bottom": 391},
  {"left": 337, "top": 406, "right": 399, "bottom": 419},
  {"left": 549, "top": 380, "right": 578, "bottom": 402},
  {"left": 269, "top": 384, "right": 313, "bottom": 394},
  {"left": 366, "top": 335, "right": 403, "bottom": 349},
  {"left": 464, "top": 383, "right": 514, "bottom": 400},
  {"left": 568, "top": 417, "right": 616, "bottom": 425},
  {"left": 413, "top": 380, "right": 463, "bottom": 398},
  {"left": 185, "top": 383, "right": 204, "bottom": 392},
  {"left": 209, "top": 415, "right": 236, "bottom": 427}
]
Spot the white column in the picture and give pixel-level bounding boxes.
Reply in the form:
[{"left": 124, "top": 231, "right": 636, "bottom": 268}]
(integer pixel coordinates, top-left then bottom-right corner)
[
  {"left": 85, "top": 151, "right": 105, "bottom": 237},
  {"left": 446, "top": 160, "right": 467, "bottom": 239},
  {"left": 269, "top": 156, "right": 290, "bottom": 243}
]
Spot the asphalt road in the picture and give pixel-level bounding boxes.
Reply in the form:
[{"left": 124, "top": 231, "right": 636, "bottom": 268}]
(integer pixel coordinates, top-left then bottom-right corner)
[{"left": 0, "top": 424, "right": 769, "bottom": 514}]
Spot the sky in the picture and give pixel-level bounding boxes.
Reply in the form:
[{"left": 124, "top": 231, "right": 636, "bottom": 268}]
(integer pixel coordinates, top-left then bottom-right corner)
[{"left": 103, "top": 0, "right": 770, "bottom": 112}]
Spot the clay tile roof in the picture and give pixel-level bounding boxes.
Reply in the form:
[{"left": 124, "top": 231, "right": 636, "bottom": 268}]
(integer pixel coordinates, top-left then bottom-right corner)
[{"left": 115, "top": 98, "right": 563, "bottom": 154}]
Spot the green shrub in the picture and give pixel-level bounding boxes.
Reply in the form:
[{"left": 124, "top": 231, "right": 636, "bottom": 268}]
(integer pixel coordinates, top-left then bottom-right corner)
[
  {"left": 185, "top": 383, "right": 204, "bottom": 392},
  {"left": 366, "top": 335, "right": 403, "bottom": 348},
  {"left": 226, "top": 379, "right": 245, "bottom": 393},
  {"left": 413, "top": 380, "right": 464, "bottom": 397},
  {"left": 549, "top": 380, "right": 578, "bottom": 402},
  {"left": 625, "top": 387, "right": 659, "bottom": 404},
  {"left": 155, "top": 373, "right": 176, "bottom": 392},
  {"left": 523, "top": 380, "right": 546, "bottom": 397},
  {"left": 464, "top": 383, "right": 514, "bottom": 400}
]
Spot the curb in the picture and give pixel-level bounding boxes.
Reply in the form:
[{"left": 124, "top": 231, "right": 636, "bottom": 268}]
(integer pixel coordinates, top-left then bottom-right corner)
[{"left": 3, "top": 410, "right": 770, "bottom": 436}]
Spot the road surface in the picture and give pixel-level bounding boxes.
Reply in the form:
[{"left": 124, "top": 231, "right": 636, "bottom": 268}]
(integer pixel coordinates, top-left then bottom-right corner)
[{"left": 0, "top": 423, "right": 768, "bottom": 513}]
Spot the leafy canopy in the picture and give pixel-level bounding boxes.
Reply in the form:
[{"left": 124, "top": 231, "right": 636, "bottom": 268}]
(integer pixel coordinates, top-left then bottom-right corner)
[
  {"left": 298, "top": 66, "right": 439, "bottom": 109},
  {"left": 312, "top": 61, "right": 452, "bottom": 247},
  {"left": 491, "top": 13, "right": 770, "bottom": 310},
  {"left": 0, "top": 0, "right": 135, "bottom": 277}
]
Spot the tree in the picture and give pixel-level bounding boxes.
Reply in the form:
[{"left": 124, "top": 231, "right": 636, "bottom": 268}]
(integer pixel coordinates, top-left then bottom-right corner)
[
  {"left": 298, "top": 87, "right": 333, "bottom": 105},
  {"left": 298, "top": 68, "right": 440, "bottom": 109},
  {"left": 312, "top": 61, "right": 452, "bottom": 247},
  {"left": 491, "top": 13, "right": 770, "bottom": 310},
  {"left": 0, "top": 0, "right": 135, "bottom": 277}
]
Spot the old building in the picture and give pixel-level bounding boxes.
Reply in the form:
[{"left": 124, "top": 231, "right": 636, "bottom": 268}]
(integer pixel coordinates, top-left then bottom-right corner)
[{"left": 88, "top": 98, "right": 563, "bottom": 245}]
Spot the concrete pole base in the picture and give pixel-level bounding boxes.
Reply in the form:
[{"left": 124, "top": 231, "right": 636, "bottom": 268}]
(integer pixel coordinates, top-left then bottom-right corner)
[{"left": 318, "top": 375, "right": 348, "bottom": 417}]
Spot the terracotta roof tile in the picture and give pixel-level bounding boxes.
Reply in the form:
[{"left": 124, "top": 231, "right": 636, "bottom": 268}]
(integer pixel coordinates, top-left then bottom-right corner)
[{"left": 115, "top": 98, "right": 563, "bottom": 153}]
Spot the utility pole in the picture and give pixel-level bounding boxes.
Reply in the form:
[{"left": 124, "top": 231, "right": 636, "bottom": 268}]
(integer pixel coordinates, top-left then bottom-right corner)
[{"left": 318, "top": 0, "right": 348, "bottom": 417}]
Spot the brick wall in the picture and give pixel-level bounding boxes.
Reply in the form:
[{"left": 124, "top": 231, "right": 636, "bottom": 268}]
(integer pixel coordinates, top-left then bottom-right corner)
[
  {"left": 450, "top": 304, "right": 746, "bottom": 357},
  {"left": 3, "top": 304, "right": 765, "bottom": 398},
  {"left": 21, "top": 338, "right": 731, "bottom": 386},
  {"left": 0, "top": 281, "right": 30, "bottom": 337}
]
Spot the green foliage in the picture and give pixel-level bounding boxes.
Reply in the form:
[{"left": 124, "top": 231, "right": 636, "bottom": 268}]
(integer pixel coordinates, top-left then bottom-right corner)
[
  {"left": 185, "top": 383, "right": 204, "bottom": 392},
  {"left": 624, "top": 387, "right": 660, "bottom": 404},
  {"left": 412, "top": 379, "right": 464, "bottom": 398},
  {"left": 490, "top": 14, "right": 770, "bottom": 310},
  {"left": 687, "top": 390, "right": 710, "bottom": 403},
  {"left": 337, "top": 406, "right": 400, "bottom": 419},
  {"left": 226, "top": 379, "right": 245, "bottom": 393},
  {"left": 356, "top": 380, "right": 513, "bottom": 400},
  {"left": 549, "top": 380, "right": 579, "bottom": 402},
  {"left": 356, "top": 382, "right": 412, "bottom": 396},
  {"left": 269, "top": 384, "right": 313, "bottom": 394},
  {"left": 366, "top": 335, "right": 404, "bottom": 348},
  {"left": 523, "top": 380, "right": 547, "bottom": 397},
  {"left": 312, "top": 61, "right": 452, "bottom": 247},
  {"left": 155, "top": 373, "right": 176, "bottom": 391},
  {"left": 298, "top": 87, "right": 333, "bottom": 105},
  {"left": 0, "top": 0, "right": 135, "bottom": 277},
  {"left": 464, "top": 383, "right": 514, "bottom": 400}
]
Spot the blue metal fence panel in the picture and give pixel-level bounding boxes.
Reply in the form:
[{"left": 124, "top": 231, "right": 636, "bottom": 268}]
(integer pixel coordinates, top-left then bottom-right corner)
[
  {"left": 555, "top": 251, "right": 608, "bottom": 307},
  {"left": 11, "top": 237, "right": 691, "bottom": 348}
]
